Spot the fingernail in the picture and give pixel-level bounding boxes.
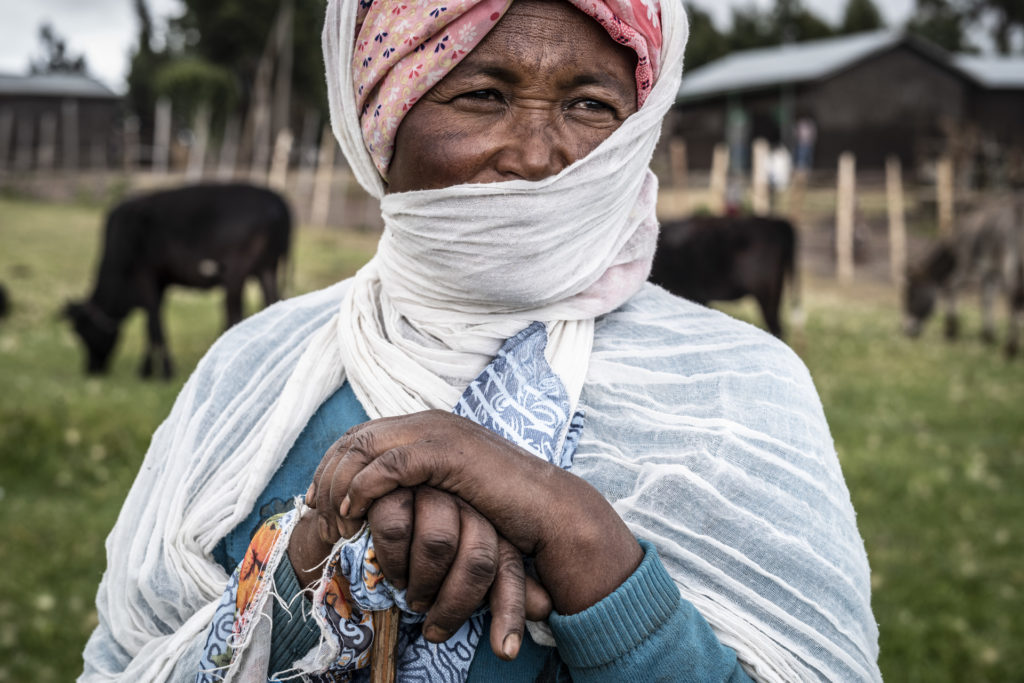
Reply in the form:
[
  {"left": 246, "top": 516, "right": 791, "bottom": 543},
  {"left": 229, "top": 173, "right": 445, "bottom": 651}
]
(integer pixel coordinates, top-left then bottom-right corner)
[
  {"left": 305, "top": 483, "right": 315, "bottom": 505},
  {"left": 424, "top": 624, "right": 448, "bottom": 642},
  {"left": 502, "top": 633, "right": 521, "bottom": 660},
  {"left": 409, "top": 601, "right": 428, "bottom": 614},
  {"left": 339, "top": 495, "right": 351, "bottom": 517},
  {"left": 317, "top": 516, "right": 329, "bottom": 542}
]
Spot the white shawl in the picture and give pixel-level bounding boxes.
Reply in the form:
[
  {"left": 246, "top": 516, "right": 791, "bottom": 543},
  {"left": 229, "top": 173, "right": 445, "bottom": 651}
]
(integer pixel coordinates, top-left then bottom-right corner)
[{"left": 81, "top": 0, "right": 881, "bottom": 680}]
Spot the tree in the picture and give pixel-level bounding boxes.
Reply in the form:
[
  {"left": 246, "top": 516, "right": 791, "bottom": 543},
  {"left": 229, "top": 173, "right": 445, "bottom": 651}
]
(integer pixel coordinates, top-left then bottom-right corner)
[
  {"left": 126, "top": 0, "right": 172, "bottom": 139},
  {"left": 168, "top": 0, "right": 328, "bottom": 124},
  {"left": 908, "top": 0, "right": 976, "bottom": 52},
  {"left": 723, "top": 1, "right": 834, "bottom": 52},
  {"left": 684, "top": 4, "right": 729, "bottom": 70},
  {"left": 30, "top": 23, "right": 88, "bottom": 75},
  {"left": 962, "top": 0, "right": 1024, "bottom": 54},
  {"left": 840, "top": 0, "right": 886, "bottom": 34}
]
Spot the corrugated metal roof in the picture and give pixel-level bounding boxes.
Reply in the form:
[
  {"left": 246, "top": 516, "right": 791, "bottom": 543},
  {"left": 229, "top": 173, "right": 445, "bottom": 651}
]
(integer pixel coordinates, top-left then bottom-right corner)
[
  {"left": 954, "top": 54, "right": 1024, "bottom": 89},
  {"left": 678, "top": 29, "right": 909, "bottom": 101},
  {"left": 0, "top": 72, "right": 118, "bottom": 99}
]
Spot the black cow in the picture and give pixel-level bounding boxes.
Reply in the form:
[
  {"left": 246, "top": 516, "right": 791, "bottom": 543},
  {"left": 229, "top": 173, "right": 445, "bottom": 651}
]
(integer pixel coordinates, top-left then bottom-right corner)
[
  {"left": 65, "top": 183, "right": 291, "bottom": 378},
  {"left": 903, "top": 197, "right": 1023, "bottom": 358},
  {"left": 650, "top": 215, "right": 800, "bottom": 338}
]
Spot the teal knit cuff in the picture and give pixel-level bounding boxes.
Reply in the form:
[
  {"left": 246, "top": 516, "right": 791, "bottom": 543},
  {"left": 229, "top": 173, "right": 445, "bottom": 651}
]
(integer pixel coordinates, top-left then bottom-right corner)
[
  {"left": 268, "top": 558, "right": 321, "bottom": 676},
  {"left": 547, "top": 539, "right": 680, "bottom": 670}
]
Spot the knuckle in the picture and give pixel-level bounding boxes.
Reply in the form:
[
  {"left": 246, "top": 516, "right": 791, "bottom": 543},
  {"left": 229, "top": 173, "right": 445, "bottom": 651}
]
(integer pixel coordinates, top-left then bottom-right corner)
[
  {"left": 463, "top": 551, "right": 498, "bottom": 583},
  {"left": 373, "top": 517, "right": 412, "bottom": 545},
  {"left": 429, "top": 604, "right": 469, "bottom": 631},
  {"left": 378, "top": 446, "right": 413, "bottom": 477},
  {"left": 419, "top": 532, "right": 458, "bottom": 559}
]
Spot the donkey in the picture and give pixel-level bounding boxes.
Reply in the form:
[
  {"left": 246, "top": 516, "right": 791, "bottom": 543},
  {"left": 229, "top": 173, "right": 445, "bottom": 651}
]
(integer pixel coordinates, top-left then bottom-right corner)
[{"left": 903, "top": 197, "right": 1024, "bottom": 358}]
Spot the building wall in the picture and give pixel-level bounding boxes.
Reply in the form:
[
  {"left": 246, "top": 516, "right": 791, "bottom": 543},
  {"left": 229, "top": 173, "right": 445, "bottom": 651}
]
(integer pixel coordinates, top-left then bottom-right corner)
[
  {"left": 0, "top": 95, "right": 121, "bottom": 170},
  {"left": 808, "top": 46, "right": 971, "bottom": 169},
  {"left": 672, "top": 44, "right": 977, "bottom": 172}
]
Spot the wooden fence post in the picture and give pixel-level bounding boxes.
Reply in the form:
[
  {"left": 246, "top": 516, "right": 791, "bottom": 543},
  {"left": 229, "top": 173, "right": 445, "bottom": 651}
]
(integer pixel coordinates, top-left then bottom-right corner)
[
  {"left": 836, "top": 151, "right": 856, "bottom": 285},
  {"left": 311, "top": 123, "right": 336, "bottom": 228},
  {"left": 886, "top": 155, "right": 908, "bottom": 289},
  {"left": 268, "top": 127, "right": 294, "bottom": 192},
  {"left": 709, "top": 143, "right": 729, "bottom": 215},
  {"left": 185, "top": 103, "right": 211, "bottom": 183},
  {"left": 217, "top": 117, "right": 240, "bottom": 181},
  {"left": 153, "top": 97, "right": 172, "bottom": 175},
  {"left": 668, "top": 138, "right": 689, "bottom": 216},
  {"left": 936, "top": 155, "right": 955, "bottom": 238},
  {"left": 751, "top": 138, "right": 771, "bottom": 215}
]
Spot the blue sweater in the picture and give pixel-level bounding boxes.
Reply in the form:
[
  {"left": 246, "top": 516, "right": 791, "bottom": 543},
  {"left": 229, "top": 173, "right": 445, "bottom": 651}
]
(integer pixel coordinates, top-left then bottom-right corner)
[{"left": 213, "top": 383, "right": 752, "bottom": 682}]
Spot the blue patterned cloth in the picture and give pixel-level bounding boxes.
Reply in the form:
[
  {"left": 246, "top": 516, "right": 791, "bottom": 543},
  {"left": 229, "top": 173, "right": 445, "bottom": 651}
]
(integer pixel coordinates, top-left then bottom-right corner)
[{"left": 310, "top": 321, "right": 585, "bottom": 682}]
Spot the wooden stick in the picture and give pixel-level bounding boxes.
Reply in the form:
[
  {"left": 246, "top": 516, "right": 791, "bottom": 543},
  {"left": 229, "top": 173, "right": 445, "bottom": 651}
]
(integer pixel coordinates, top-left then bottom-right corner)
[
  {"left": 886, "top": 155, "right": 907, "bottom": 290},
  {"left": 370, "top": 606, "right": 401, "bottom": 683},
  {"left": 709, "top": 143, "right": 729, "bottom": 215},
  {"left": 751, "top": 137, "right": 770, "bottom": 216},
  {"left": 936, "top": 155, "right": 955, "bottom": 239},
  {"left": 836, "top": 151, "right": 856, "bottom": 286},
  {"left": 311, "top": 123, "right": 336, "bottom": 228}
]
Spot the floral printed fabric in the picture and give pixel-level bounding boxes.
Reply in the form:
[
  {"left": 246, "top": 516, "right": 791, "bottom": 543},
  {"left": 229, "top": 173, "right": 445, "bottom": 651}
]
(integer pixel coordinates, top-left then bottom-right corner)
[
  {"left": 352, "top": 0, "right": 663, "bottom": 177},
  {"left": 195, "top": 322, "right": 585, "bottom": 682},
  {"left": 196, "top": 510, "right": 298, "bottom": 682}
]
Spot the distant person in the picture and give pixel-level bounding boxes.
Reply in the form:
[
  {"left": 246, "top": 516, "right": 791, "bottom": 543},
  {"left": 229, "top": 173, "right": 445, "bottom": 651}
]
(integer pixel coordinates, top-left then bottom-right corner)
[
  {"left": 769, "top": 144, "right": 793, "bottom": 210},
  {"left": 795, "top": 116, "right": 818, "bottom": 171},
  {"left": 80, "top": 1, "right": 880, "bottom": 681}
]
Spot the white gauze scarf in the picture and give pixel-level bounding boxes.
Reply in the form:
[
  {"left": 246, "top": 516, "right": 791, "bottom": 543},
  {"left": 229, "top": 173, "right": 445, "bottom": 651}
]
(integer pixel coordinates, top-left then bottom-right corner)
[
  {"left": 323, "top": 0, "right": 688, "bottom": 418},
  {"left": 81, "top": 4, "right": 689, "bottom": 681}
]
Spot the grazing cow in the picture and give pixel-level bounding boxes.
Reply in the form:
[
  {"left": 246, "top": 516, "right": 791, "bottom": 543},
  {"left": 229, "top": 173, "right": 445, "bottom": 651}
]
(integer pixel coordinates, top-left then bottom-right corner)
[
  {"left": 650, "top": 215, "right": 800, "bottom": 338},
  {"left": 65, "top": 183, "right": 291, "bottom": 378},
  {"left": 903, "top": 197, "right": 1024, "bottom": 358}
]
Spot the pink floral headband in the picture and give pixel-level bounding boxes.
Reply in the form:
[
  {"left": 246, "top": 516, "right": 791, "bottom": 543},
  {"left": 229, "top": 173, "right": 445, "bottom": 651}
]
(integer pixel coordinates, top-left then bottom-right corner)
[{"left": 352, "top": 0, "right": 663, "bottom": 178}]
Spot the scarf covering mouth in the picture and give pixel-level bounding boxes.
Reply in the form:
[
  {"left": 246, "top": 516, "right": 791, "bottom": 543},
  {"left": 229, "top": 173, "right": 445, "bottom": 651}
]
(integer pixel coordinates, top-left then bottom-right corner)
[
  {"left": 351, "top": 0, "right": 664, "bottom": 178},
  {"left": 323, "top": 0, "right": 683, "bottom": 418}
]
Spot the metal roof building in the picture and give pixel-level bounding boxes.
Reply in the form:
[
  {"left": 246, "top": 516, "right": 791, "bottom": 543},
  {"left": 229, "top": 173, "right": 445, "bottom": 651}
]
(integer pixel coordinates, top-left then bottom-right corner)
[
  {"left": 0, "top": 72, "right": 122, "bottom": 171},
  {"left": 672, "top": 30, "right": 1023, "bottom": 174}
]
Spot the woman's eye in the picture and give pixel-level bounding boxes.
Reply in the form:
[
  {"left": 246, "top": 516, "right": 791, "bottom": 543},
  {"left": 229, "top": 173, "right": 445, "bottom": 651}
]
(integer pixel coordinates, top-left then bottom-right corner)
[
  {"left": 576, "top": 99, "right": 611, "bottom": 110},
  {"left": 457, "top": 89, "right": 500, "bottom": 101}
]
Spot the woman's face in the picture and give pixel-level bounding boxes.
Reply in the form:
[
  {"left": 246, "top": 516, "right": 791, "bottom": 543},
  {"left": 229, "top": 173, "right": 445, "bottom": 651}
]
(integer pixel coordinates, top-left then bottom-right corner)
[{"left": 386, "top": 0, "right": 638, "bottom": 193}]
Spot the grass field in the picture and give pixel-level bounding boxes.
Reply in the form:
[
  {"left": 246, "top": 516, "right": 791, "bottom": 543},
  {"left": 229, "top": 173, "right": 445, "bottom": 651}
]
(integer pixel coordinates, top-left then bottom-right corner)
[{"left": 1, "top": 196, "right": 1022, "bottom": 681}]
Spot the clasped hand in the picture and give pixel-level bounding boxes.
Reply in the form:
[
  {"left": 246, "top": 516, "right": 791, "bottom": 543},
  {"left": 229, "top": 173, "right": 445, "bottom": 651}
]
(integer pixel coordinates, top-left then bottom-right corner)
[{"left": 288, "top": 410, "right": 641, "bottom": 660}]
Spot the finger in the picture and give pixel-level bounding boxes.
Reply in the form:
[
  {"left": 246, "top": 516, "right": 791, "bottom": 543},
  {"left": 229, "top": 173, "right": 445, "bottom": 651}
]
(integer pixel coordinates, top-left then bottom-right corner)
[
  {"left": 367, "top": 488, "right": 415, "bottom": 590},
  {"left": 343, "top": 443, "right": 446, "bottom": 520},
  {"left": 422, "top": 503, "right": 499, "bottom": 644},
  {"left": 308, "top": 433, "right": 353, "bottom": 508},
  {"left": 406, "top": 487, "right": 461, "bottom": 614},
  {"left": 315, "top": 450, "right": 346, "bottom": 544},
  {"left": 487, "top": 539, "right": 526, "bottom": 660},
  {"left": 524, "top": 574, "right": 553, "bottom": 622}
]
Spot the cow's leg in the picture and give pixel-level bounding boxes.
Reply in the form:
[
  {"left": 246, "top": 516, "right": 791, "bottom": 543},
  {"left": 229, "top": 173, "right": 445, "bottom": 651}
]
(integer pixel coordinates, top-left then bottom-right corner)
[
  {"left": 224, "top": 276, "right": 245, "bottom": 329},
  {"left": 1007, "top": 283, "right": 1023, "bottom": 359},
  {"left": 757, "top": 279, "right": 785, "bottom": 338},
  {"left": 259, "top": 265, "right": 280, "bottom": 307},
  {"left": 140, "top": 282, "right": 173, "bottom": 379},
  {"left": 942, "top": 287, "right": 960, "bottom": 340},
  {"left": 980, "top": 273, "right": 999, "bottom": 345}
]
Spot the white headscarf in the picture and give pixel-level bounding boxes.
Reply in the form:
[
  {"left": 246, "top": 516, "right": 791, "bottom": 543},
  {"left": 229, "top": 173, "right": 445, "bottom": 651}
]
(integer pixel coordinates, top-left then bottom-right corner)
[
  {"left": 322, "top": 0, "right": 688, "bottom": 418},
  {"left": 83, "top": 3, "right": 879, "bottom": 681}
]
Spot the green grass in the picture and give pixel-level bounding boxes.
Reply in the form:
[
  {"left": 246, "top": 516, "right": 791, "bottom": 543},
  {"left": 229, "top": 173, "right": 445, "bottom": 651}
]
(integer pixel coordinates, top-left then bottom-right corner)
[{"left": 2, "top": 197, "right": 1023, "bottom": 681}]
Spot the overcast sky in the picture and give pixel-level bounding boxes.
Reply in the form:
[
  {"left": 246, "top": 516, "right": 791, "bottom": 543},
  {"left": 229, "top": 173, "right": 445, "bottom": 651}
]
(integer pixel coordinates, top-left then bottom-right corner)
[{"left": 0, "top": 0, "right": 917, "bottom": 93}]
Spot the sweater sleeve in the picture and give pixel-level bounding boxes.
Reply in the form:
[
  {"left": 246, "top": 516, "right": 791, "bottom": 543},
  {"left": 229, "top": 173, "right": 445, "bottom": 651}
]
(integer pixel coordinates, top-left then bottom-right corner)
[{"left": 548, "top": 540, "right": 753, "bottom": 683}]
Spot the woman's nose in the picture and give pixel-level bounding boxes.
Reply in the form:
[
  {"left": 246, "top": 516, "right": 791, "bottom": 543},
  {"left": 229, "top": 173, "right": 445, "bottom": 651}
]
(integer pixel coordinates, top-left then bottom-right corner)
[{"left": 493, "top": 112, "right": 573, "bottom": 182}]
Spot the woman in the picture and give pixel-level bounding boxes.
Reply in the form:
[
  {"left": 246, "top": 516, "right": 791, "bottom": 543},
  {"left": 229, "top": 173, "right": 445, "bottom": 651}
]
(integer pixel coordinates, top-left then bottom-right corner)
[{"left": 81, "top": 1, "right": 880, "bottom": 681}]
